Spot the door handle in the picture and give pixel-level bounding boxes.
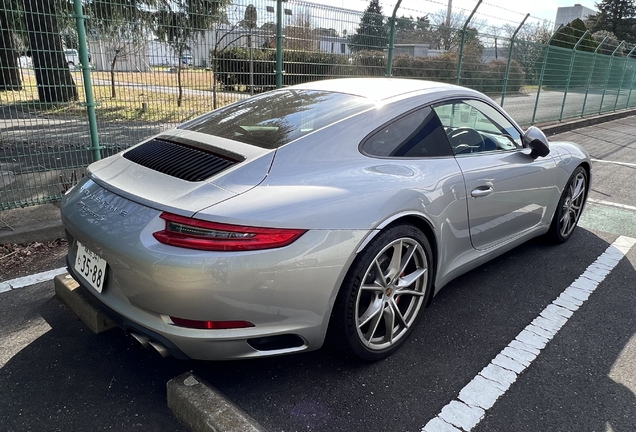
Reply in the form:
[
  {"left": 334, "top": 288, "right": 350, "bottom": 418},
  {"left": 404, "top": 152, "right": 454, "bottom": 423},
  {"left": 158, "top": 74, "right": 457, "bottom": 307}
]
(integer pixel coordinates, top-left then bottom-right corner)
[{"left": 471, "top": 186, "right": 494, "bottom": 198}]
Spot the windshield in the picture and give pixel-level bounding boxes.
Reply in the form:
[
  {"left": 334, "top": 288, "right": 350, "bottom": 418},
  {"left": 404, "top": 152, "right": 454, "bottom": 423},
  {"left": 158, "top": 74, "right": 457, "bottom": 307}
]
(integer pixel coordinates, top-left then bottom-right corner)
[{"left": 179, "top": 89, "right": 373, "bottom": 149}]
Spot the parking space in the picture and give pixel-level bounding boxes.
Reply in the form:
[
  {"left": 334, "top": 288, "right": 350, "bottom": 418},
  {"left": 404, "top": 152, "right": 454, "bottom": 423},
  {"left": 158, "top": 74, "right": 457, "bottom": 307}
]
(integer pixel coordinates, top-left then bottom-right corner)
[{"left": 1, "top": 117, "right": 635, "bottom": 432}]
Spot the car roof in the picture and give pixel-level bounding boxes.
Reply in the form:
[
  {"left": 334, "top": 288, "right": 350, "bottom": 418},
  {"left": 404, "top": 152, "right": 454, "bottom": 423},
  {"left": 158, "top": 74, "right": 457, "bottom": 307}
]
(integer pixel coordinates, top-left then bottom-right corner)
[{"left": 291, "top": 78, "right": 465, "bottom": 102}]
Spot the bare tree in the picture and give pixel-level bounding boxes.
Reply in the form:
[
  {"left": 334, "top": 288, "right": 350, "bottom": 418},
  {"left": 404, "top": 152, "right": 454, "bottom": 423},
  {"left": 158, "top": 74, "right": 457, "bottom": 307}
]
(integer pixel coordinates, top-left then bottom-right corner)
[
  {"left": 428, "top": 9, "right": 487, "bottom": 51},
  {"left": 209, "top": 7, "right": 245, "bottom": 109},
  {"left": 86, "top": 1, "right": 151, "bottom": 98},
  {"left": 155, "top": 0, "right": 230, "bottom": 107},
  {"left": 284, "top": 12, "right": 317, "bottom": 51}
]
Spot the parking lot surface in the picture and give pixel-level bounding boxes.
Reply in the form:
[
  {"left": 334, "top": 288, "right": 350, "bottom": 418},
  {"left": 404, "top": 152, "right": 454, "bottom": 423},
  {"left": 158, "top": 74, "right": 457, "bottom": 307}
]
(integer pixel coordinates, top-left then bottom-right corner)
[{"left": 1, "top": 116, "right": 636, "bottom": 432}]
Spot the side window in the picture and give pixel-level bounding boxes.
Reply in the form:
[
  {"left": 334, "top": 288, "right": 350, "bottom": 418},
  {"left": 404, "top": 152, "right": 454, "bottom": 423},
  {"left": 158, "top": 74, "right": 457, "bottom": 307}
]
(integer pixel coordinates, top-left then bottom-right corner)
[
  {"left": 433, "top": 100, "right": 522, "bottom": 155},
  {"left": 361, "top": 106, "right": 452, "bottom": 158}
]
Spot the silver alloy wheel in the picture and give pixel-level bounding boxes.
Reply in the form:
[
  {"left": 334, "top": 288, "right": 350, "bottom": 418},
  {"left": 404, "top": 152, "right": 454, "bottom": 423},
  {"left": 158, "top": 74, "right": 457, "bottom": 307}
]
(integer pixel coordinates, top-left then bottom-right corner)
[
  {"left": 559, "top": 171, "right": 586, "bottom": 238},
  {"left": 355, "top": 237, "right": 428, "bottom": 351}
]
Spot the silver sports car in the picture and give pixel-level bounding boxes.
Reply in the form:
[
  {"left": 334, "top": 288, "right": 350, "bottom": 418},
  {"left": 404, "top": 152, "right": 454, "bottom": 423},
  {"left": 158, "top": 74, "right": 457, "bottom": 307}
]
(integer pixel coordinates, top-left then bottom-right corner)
[{"left": 61, "top": 78, "right": 590, "bottom": 361}]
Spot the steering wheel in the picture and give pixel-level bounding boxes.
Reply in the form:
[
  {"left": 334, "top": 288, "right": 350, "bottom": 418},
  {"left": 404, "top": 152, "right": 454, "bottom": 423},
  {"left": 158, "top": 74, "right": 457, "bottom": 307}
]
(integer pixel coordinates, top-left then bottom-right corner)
[{"left": 447, "top": 127, "right": 485, "bottom": 154}]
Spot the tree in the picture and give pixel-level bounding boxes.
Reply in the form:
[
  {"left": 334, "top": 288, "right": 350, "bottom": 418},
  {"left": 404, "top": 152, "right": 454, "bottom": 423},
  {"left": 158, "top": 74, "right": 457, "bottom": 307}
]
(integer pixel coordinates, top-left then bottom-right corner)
[
  {"left": 500, "top": 21, "right": 551, "bottom": 84},
  {"left": 551, "top": 18, "right": 597, "bottom": 52},
  {"left": 348, "top": 0, "right": 388, "bottom": 52},
  {"left": 0, "top": 2, "right": 22, "bottom": 91},
  {"left": 591, "top": 29, "right": 622, "bottom": 53},
  {"left": 22, "top": 0, "right": 78, "bottom": 103},
  {"left": 208, "top": 7, "right": 247, "bottom": 109},
  {"left": 284, "top": 12, "right": 316, "bottom": 51},
  {"left": 428, "top": 9, "right": 487, "bottom": 51},
  {"left": 586, "top": 0, "right": 636, "bottom": 43},
  {"left": 155, "top": 0, "right": 230, "bottom": 107},
  {"left": 85, "top": 0, "right": 151, "bottom": 98},
  {"left": 392, "top": 15, "right": 432, "bottom": 45}
]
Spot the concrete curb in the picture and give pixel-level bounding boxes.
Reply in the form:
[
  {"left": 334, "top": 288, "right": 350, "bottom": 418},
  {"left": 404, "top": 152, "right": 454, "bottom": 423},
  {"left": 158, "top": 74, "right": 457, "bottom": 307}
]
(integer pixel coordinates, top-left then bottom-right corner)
[
  {"left": 539, "top": 107, "right": 636, "bottom": 136},
  {"left": 168, "top": 372, "right": 267, "bottom": 432},
  {"left": 54, "top": 273, "right": 116, "bottom": 333}
]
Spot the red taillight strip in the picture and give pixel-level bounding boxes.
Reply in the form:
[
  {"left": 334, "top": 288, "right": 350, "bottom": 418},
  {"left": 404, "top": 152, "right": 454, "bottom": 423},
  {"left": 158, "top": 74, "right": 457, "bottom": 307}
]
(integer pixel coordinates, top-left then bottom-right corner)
[
  {"left": 153, "top": 212, "right": 306, "bottom": 251},
  {"left": 170, "top": 317, "right": 255, "bottom": 330}
]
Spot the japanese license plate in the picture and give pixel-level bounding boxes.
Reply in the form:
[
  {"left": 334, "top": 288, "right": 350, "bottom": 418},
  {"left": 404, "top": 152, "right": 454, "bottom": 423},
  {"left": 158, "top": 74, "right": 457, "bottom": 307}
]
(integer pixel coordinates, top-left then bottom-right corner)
[{"left": 74, "top": 241, "right": 107, "bottom": 293}]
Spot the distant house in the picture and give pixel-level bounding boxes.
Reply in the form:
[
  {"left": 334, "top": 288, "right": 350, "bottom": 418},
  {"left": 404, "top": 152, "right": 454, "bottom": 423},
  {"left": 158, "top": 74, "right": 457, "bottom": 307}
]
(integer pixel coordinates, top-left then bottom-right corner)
[{"left": 390, "top": 44, "right": 443, "bottom": 58}]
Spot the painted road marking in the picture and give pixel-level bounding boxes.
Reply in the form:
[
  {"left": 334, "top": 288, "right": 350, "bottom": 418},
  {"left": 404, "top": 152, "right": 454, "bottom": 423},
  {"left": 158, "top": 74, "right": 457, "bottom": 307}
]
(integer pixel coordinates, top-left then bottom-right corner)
[
  {"left": 0, "top": 267, "right": 66, "bottom": 294},
  {"left": 591, "top": 158, "right": 636, "bottom": 168},
  {"left": 588, "top": 198, "right": 636, "bottom": 212},
  {"left": 422, "top": 235, "right": 636, "bottom": 432}
]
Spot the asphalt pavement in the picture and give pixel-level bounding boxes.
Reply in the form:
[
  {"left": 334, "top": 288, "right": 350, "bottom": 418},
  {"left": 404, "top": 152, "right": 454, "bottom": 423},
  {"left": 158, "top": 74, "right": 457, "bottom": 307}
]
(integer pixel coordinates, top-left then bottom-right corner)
[{"left": 1, "top": 114, "right": 636, "bottom": 432}]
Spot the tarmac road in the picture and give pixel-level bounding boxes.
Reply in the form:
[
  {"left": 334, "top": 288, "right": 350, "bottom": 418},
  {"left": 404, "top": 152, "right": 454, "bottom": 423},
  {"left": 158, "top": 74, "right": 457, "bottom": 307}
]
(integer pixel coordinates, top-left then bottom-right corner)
[{"left": 1, "top": 116, "right": 636, "bottom": 432}]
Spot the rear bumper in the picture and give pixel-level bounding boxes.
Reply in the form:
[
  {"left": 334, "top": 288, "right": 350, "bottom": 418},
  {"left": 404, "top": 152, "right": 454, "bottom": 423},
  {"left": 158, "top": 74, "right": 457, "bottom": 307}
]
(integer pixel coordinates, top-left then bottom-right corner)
[{"left": 67, "top": 259, "right": 191, "bottom": 359}]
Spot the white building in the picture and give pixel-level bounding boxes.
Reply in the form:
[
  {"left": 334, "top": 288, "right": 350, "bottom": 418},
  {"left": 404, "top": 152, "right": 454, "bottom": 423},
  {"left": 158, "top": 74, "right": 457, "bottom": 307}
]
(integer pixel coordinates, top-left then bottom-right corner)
[{"left": 554, "top": 4, "right": 596, "bottom": 30}]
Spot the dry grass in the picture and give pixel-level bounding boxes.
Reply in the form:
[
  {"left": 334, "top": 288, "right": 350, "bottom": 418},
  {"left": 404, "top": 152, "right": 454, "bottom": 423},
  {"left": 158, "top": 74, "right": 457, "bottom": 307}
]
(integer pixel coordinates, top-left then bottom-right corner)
[
  {"left": 0, "top": 69, "right": 238, "bottom": 123},
  {"left": 90, "top": 68, "right": 216, "bottom": 91}
]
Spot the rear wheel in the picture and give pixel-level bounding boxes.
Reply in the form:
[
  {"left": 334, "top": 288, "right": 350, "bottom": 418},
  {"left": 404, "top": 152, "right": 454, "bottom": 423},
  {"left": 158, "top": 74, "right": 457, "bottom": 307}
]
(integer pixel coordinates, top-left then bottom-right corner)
[
  {"left": 330, "top": 224, "right": 433, "bottom": 361},
  {"left": 548, "top": 166, "right": 587, "bottom": 243}
]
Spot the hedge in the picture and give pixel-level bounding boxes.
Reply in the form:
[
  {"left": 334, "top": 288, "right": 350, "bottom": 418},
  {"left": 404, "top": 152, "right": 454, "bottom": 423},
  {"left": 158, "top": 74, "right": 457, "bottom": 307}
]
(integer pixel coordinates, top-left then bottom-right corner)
[{"left": 212, "top": 48, "right": 525, "bottom": 94}]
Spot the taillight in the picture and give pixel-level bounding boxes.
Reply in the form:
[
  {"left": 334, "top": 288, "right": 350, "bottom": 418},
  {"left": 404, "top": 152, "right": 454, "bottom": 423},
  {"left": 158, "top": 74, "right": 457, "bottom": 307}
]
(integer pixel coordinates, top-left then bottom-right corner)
[
  {"left": 153, "top": 212, "right": 306, "bottom": 251},
  {"left": 170, "top": 316, "right": 255, "bottom": 330}
]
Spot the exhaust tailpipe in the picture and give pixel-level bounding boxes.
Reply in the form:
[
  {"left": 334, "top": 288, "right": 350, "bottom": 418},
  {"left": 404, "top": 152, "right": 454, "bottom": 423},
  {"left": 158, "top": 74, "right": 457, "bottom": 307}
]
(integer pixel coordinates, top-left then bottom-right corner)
[
  {"left": 130, "top": 332, "right": 150, "bottom": 348},
  {"left": 148, "top": 340, "right": 170, "bottom": 358}
]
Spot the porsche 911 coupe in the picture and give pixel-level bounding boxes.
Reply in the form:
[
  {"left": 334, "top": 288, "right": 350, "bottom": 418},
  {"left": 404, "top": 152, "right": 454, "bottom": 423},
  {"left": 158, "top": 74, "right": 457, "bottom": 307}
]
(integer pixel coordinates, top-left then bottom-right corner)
[{"left": 61, "top": 78, "right": 590, "bottom": 361}]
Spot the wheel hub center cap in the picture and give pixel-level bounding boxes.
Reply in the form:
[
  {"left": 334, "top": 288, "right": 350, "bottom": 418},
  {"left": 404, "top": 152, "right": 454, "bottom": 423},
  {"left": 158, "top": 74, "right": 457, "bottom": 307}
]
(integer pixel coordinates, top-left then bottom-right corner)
[{"left": 385, "top": 287, "right": 394, "bottom": 297}]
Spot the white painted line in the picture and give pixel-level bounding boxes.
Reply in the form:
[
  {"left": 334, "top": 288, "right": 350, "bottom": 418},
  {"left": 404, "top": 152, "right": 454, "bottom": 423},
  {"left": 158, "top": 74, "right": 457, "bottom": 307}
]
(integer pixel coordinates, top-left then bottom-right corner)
[
  {"left": 587, "top": 198, "right": 636, "bottom": 212},
  {"left": 591, "top": 158, "right": 636, "bottom": 168},
  {"left": 422, "top": 235, "right": 636, "bottom": 432},
  {"left": 0, "top": 267, "right": 67, "bottom": 293}
]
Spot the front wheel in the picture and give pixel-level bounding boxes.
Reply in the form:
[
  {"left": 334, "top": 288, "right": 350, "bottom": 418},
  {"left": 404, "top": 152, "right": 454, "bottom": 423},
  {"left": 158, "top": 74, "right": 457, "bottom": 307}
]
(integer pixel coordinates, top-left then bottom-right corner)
[
  {"left": 548, "top": 166, "right": 588, "bottom": 243},
  {"left": 330, "top": 224, "right": 433, "bottom": 361}
]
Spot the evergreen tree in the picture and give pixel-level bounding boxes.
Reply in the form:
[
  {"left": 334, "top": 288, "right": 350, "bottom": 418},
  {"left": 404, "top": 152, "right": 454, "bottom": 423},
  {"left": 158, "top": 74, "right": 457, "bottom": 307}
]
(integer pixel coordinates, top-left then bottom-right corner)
[
  {"left": 551, "top": 18, "right": 598, "bottom": 52},
  {"left": 586, "top": 0, "right": 636, "bottom": 43},
  {"left": 348, "top": 0, "right": 388, "bottom": 52}
]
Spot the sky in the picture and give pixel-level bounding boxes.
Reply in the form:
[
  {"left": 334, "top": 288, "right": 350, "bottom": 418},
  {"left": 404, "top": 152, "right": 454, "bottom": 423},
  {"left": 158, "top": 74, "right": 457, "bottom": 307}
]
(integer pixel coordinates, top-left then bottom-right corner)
[{"left": 317, "top": 0, "right": 599, "bottom": 28}]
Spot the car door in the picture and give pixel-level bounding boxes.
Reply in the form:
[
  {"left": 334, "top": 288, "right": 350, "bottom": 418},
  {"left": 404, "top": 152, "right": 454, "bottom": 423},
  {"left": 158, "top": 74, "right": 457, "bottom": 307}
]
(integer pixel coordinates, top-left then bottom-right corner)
[
  {"left": 359, "top": 105, "right": 474, "bottom": 268},
  {"left": 433, "top": 99, "right": 558, "bottom": 250}
]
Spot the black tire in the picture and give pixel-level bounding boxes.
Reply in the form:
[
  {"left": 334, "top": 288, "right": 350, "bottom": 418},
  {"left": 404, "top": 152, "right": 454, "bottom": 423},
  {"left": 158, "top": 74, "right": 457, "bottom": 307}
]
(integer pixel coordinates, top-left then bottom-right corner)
[
  {"left": 547, "top": 166, "right": 588, "bottom": 243},
  {"left": 329, "top": 224, "right": 433, "bottom": 361}
]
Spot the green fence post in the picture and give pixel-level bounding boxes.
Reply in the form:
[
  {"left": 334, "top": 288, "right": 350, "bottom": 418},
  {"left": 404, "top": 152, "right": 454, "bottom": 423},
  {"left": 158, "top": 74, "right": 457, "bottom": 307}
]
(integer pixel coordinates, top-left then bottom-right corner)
[
  {"left": 613, "top": 46, "right": 636, "bottom": 111},
  {"left": 276, "top": 0, "right": 283, "bottom": 88},
  {"left": 531, "top": 25, "right": 563, "bottom": 125},
  {"left": 72, "top": 0, "right": 102, "bottom": 161},
  {"left": 625, "top": 56, "right": 636, "bottom": 109},
  {"left": 386, "top": 0, "right": 403, "bottom": 77},
  {"left": 500, "top": 14, "right": 529, "bottom": 107},
  {"left": 599, "top": 41, "right": 625, "bottom": 114},
  {"left": 559, "top": 30, "right": 589, "bottom": 122},
  {"left": 581, "top": 36, "right": 608, "bottom": 117},
  {"left": 456, "top": 0, "right": 482, "bottom": 85}
]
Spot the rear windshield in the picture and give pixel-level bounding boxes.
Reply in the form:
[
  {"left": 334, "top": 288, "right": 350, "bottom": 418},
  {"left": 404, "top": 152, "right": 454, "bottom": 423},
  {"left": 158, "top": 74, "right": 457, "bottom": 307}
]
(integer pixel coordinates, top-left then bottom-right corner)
[{"left": 179, "top": 89, "right": 373, "bottom": 149}]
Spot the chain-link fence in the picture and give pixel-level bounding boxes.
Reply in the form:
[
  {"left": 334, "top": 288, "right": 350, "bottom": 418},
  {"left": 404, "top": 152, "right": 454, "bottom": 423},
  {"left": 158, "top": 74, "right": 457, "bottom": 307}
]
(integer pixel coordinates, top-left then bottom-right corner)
[{"left": 2, "top": 0, "right": 636, "bottom": 211}]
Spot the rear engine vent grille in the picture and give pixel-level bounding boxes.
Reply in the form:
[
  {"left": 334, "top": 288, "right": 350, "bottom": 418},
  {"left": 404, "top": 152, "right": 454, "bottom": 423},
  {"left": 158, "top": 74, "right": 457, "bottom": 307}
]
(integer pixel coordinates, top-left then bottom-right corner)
[{"left": 123, "top": 139, "right": 237, "bottom": 182}]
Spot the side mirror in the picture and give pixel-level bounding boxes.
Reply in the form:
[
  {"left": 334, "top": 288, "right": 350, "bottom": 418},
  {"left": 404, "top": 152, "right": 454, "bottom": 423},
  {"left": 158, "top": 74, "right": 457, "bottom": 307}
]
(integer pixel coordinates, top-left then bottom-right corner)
[{"left": 522, "top": 126, "right": 550, "bottom": 159}]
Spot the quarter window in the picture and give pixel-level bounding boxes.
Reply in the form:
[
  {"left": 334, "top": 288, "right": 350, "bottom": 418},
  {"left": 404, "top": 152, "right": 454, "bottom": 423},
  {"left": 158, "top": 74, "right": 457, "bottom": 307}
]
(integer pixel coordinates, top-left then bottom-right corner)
[{"left": 361, "top": 107, "right": 452, "bottom": 158}]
